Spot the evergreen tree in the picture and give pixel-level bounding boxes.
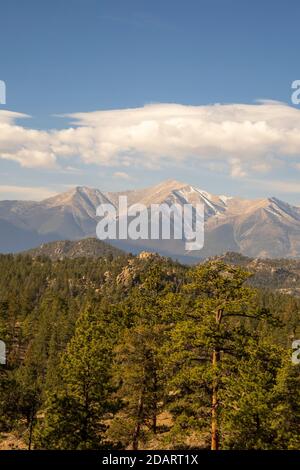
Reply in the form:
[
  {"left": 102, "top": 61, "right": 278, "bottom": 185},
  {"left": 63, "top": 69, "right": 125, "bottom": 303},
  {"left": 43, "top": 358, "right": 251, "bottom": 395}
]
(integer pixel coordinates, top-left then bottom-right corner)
[
  {"left": 109, "top": 261, "right": 172, "bottom": 449},
  {"left": 35, "top": 307, "right": 114, "bottom": 449},
  {"left": 272, "top": 353, "right": 300, "bottom": 449},
  {"left": 221, "top": 339, "right": 282, "bottom": 449},
  {"left": 164, "top": 261, "right": 270, "bottom": 449},
  {"left": 110, "top": 324, "right": 164, "bottom": 449}
]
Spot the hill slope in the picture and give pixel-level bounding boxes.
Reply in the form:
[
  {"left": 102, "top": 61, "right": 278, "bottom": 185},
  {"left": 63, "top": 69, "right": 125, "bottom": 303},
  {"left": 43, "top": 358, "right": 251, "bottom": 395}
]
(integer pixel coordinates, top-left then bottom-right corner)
[
  {"left": 210, "top": 251, "right": 300, "bottom": 296},
  {"left": 23, "top": 238, "right": 124, "bottom": 260}
]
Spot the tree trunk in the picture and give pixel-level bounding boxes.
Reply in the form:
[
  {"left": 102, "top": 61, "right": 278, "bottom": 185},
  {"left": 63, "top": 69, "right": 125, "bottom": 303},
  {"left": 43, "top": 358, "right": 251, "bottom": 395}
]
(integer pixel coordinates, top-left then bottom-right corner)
[
  {"left": 132, "top": 393, "right": 144, "bottom": 450},
  {"left": 152, "top": 367, "right": 158, "bottom": 434},
  {"left": 211, "top": 308, "right": 223, "bottom": 451},
  {"left": 28, "top": 406, "right": 35, "bottom": 451},
  {"left": 211, "top": 349, "right": 220, "bottom": 450}
]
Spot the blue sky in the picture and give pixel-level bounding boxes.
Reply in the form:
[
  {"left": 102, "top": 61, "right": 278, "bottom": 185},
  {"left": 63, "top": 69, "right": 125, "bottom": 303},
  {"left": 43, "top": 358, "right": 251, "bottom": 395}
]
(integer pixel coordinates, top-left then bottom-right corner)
[{"left": 1, "top": 0, "right": 300, "bottom": 203}]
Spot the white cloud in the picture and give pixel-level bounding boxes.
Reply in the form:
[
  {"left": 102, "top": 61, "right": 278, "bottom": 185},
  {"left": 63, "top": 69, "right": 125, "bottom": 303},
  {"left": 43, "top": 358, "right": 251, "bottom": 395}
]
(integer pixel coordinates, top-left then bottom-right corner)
[
  {"left": 112, "top": 171, "right": 134, "bottom": 180},
  {"left": 0, "top": 185, "right": 58, "bottom": 200},
  {"left": 244, "top": 178, "right": 300, "bottom": 195},
  {"left": 0, "top": 111, "right": 57, "bottom": 168},
  {"left": 1, "top": 102, "right": 300, "bottom": 177}
]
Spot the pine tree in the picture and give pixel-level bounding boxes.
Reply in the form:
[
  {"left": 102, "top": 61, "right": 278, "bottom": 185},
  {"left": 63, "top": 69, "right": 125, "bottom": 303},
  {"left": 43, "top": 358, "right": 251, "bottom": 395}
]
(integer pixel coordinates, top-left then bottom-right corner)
[
  {"left": 163, "top": 261, "right": 270, "bottom": 449},
  {"left": 110, "top": 323, "right": 164, "bottom": 449},
  {"left": 109, "top": 261, "right": 171, "bottom": 449},
  {"left": 220, "top": 339, "right": 282, "bottom": 449},
  {"left": 35, "top": 306, "right": 114, "bottom": 449},
  {"left": 272, "top": 352, "right": 300, "bottom": 449}
]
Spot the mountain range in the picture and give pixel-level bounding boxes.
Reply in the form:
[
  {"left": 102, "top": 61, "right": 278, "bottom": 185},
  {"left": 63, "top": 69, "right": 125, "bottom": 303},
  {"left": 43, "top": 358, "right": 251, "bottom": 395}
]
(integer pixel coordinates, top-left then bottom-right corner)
[{"left": 1, "top": 180, "right": 300, "bottom": 261}]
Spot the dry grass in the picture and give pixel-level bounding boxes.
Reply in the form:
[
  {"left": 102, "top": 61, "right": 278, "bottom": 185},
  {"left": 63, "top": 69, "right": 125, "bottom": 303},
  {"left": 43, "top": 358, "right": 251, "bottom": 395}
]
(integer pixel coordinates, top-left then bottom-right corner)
[{"left": 0, "top": 432, "right": 27, "bottom": 450}]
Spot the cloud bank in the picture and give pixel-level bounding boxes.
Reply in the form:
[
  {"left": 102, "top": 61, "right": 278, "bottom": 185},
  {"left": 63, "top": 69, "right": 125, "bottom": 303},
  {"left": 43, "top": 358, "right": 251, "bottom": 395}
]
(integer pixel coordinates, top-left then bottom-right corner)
[
  {"left": 1, "top": 101, "right": 300, "bottom": 178},
  {"left": 0, "top": 185, "right": 58, "bottom": 200}
]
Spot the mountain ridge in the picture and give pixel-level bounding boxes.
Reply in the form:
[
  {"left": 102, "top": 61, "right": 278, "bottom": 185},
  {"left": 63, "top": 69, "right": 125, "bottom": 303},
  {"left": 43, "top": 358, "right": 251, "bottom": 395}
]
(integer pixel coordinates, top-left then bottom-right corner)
[
  {"left": 17, "top": 240, "right": 300, "bottom": 296},
  {"left": 22, "top": 237, "right": 124, "bottom": 260},
  {"left": 0, "top": 180, "right": 300, "bottom": 259}
]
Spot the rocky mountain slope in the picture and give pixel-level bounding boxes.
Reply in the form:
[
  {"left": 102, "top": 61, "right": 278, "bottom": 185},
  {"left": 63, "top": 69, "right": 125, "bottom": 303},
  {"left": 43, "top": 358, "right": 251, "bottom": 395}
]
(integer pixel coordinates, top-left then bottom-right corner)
[{"left": 1, "top": 180, "right": 300, "bottom": 260}]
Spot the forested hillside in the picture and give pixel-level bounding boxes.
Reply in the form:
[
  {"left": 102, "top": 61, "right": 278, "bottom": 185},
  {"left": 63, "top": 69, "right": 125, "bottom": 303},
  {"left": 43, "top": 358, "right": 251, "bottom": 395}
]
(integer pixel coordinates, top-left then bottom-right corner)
[
  {"left": 24, "top": 238, "right": 124, "bottom": 260},
  {"left": 210, "top": 252, "right": 300, "bottom": 296},
  {"left": 0, "top": 251, "right": 300, "bottom": 450}
]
